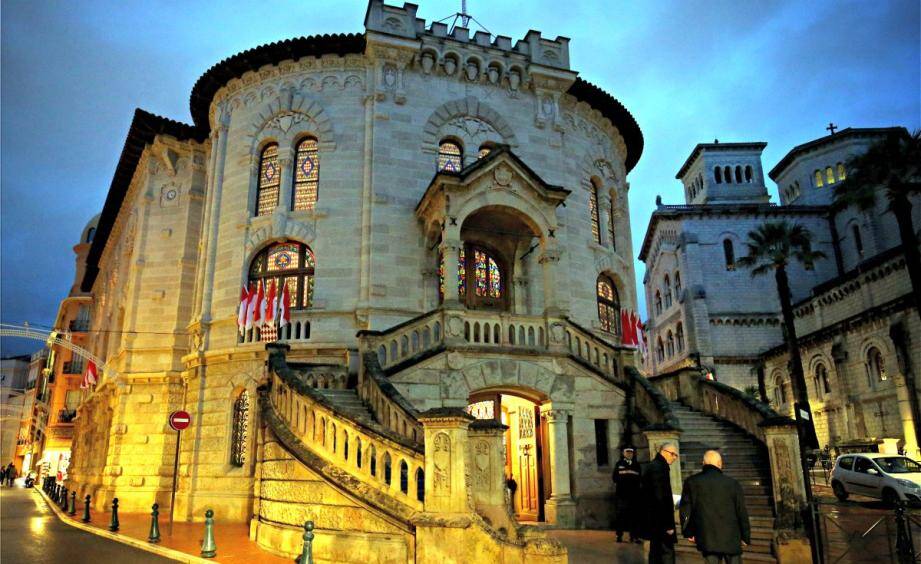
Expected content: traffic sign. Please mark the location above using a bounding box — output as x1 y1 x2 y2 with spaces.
169 410 191 431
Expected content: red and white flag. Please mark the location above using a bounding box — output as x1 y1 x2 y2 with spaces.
80 361 98 389
263 280 277 327
237 285 250 335
635 317 647 356
279 282 291 327
620 309 629 346
629 311 639 347
244 282 257 330
252 281 264 328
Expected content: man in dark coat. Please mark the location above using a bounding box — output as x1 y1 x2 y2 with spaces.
612 446 642 542
641 443 680 564
679 450 751 564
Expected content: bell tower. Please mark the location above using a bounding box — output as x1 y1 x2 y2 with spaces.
675 141 769 205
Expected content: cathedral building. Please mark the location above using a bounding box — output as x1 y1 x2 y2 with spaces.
640 127 921 455
64 2 649 560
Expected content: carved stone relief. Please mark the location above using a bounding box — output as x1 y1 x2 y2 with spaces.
433 432 452 494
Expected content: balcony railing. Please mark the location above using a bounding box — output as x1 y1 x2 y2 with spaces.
239 312 311 345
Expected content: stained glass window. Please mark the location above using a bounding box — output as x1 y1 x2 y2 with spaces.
257 144 280 216
438 141 463 172
438 251 445 302
596 275 620 334
477 145 492 159
472 250 501 298
590 181 602 244
230 390 249 467
249 241 315 310
458 247 466 297
292 137 319 211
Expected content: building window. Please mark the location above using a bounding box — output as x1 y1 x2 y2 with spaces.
666 331 675 357
609 196 616 251
723 239 736 271
249 241 315 309
590 180 602 245
416 468 425 501
477 144 492 159
814 170 824 188
745 165 753 183
866 347 887 387
773 374 787 407
735 165 743 184
597 275 620 334
663 275 672 308
674 272 682 297
826 166 835 185
230 390 250 467
814 363 830 397
656 338 665 362
292 137 319 211
86 227 96 243
458 246 503 304
714 166 722 184
837 163 846 181
384 452 392 484
438 140 463 172
256 143 280 216
852 224 864 256
400 460 409 494
654 291 662 315
676 323 684 353
724 166 732 184
594 419 609 467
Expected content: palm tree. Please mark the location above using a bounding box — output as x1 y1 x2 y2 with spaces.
834 128 921 320
738 222 825 449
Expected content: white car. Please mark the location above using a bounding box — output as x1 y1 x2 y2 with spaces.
831 453 921 506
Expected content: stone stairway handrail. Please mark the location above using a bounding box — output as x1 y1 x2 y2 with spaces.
360 351 425 443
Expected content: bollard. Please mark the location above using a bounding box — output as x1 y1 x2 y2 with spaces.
200 509 217 558
148 503 161 543
60 487 68 509
297 520 315 564
82 495 91 523
68 491 77 516
109 498 120 532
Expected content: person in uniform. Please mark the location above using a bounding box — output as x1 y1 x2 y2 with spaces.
612 446 642 542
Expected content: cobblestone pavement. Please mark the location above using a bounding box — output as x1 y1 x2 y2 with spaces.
0 484 174 563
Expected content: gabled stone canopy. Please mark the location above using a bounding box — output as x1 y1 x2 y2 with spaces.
415 146 571 242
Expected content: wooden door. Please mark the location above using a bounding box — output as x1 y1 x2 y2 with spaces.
537 407 551 521
516 405 540 520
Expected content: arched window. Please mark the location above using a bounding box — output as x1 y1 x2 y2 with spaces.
416 468 425 501
249 241 315 309
654 291 662 315
723 239 736 271
814 363 830 397
438 140 463 172
292 137 319 211
735 165 743 183
745 165 753 183
852 224 864 256
399 460 409 494
383 452 392 484
773 374 787 407
666 331 675 357
370 445 377 476
459 245 504 307
837 163 846 181
477 144 492 159
230 390 250 467
814 170 824 188
674 272 682 297
597 275 620 334
714 166 722 184
866 347 887 387
826 166 835 185
656 338 665 362
609 196 617 251
356 437 363 468
676 323 684 353
590 179 602 244
724 166 732 184
256 143 281 216
663 275 672 308
86 227 96 243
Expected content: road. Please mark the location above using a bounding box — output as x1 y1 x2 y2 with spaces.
0 484 175 563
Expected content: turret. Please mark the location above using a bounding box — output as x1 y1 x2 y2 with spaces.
676 141 769 205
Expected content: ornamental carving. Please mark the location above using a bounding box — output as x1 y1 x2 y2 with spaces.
433 432 451 493
519 407 534 438
473 440 490 490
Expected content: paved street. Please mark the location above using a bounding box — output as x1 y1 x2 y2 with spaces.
0 484 174 563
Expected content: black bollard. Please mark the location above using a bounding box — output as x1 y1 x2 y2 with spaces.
60 487 68 509
82 495 91 523
148 503 161 543
200 509 216 558
297 520 315 564
68 491 77 516
109 498 120 532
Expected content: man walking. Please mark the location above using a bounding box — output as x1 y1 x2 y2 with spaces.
679 450 750 564
642 443 680 564
612 446 642 543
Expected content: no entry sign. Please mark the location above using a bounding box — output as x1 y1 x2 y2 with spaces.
169 410 191 431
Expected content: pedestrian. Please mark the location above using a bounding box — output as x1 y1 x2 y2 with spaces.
0 465 7 486
679 450 750 564
6 464 16 487
612 446 642 543
641 443 680 564
506 474 518 515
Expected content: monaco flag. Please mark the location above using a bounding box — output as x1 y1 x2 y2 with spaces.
252 281 264 327
263 280 277 327
244 282 257 330
279 282 291 327
80 360 98 389
237 285 250 335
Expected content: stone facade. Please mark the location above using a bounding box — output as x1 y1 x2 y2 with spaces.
62 1 644 558
640 127 921 455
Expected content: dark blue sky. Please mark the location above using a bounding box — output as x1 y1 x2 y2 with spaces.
2 0 918 355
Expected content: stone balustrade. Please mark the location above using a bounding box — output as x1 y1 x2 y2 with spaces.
360 351 424 444
239 312 311 344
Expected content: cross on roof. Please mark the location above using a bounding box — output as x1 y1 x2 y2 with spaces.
826 122 838 135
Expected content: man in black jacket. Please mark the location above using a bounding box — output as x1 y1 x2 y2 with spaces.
612 446 642 542
679 450 751 564
641 443 680 564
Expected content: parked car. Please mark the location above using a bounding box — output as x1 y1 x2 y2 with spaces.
831 453 921 506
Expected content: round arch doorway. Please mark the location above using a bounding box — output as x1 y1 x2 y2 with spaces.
467 390 550 522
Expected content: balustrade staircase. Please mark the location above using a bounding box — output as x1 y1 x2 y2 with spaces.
315 388 376 422
669 401 777 563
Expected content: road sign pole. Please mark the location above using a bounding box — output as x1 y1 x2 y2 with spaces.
169 428 180 530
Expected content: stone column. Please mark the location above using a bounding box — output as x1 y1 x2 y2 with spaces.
418 408 474 515
467 419 514 531
277 148 294 212
440 238 462 310
198 105 231 326
539 243 563 317
540 406 576 527
761 420 806 530
645 429 683 496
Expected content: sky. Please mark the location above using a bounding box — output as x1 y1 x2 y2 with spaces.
1 0 919 356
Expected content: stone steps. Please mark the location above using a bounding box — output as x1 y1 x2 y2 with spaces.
316 389 376 423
